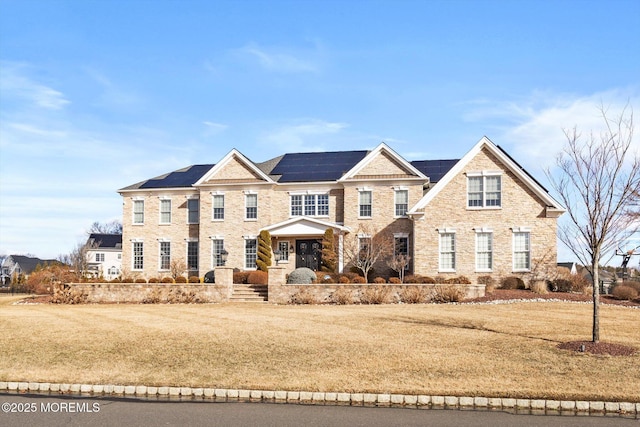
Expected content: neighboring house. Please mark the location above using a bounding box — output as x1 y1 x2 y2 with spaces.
0 255 58 285
557 262 578 275
118 137 565 282
85 233 123 281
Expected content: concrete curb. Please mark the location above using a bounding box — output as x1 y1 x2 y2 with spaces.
0 381 637 417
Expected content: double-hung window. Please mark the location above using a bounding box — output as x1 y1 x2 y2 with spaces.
160 199 172 224
245 193 258 220
212 239 225 267
468 172 501 208
394 189 408 217
358 190 372 218
95 253 105 262
132 241 144 270
475 231 493 271
513 229 531 271
187 241 198 271
278 241 290 262
244 238 257 269
133 200 144 224
187 198 199 224
212 194 224 220
159 241 171 270
290 193 329 217
438 230 456 271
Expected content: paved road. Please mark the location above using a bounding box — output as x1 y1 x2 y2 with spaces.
1 394 637 427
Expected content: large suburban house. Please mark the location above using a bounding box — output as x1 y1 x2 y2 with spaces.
118 137 565 282
84 233 123 281
1 255 59 285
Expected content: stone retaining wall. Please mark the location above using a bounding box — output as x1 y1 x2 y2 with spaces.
60 283 229 304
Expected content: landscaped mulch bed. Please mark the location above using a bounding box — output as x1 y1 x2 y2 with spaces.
467 288 640 307
557 340 637 356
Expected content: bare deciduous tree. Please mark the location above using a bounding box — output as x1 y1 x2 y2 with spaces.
88 220 123 235
344 225 393 281
170 259 187 280
546 105 639 343
387 254 411 283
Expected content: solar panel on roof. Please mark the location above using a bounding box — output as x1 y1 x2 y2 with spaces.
140 164 213 189
410 160 458 182
271 150 368 182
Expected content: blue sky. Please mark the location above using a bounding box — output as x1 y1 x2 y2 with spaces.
1 0 639 261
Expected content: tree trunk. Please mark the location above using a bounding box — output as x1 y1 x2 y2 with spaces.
592 261 600 343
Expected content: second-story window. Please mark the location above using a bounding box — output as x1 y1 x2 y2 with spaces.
187 199 199 224
160 199 172 224
245 193 258 220
395 189 408 217
133 200 144 224
468 173 502 208
290 194 329 217
213 194 224 220
359 190 372 218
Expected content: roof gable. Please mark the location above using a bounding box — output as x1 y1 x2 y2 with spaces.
408 136 565 214
339 143 428 181
262 217 351 236
194 149 275 186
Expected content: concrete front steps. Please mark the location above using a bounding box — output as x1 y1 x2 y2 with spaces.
230 284 268 302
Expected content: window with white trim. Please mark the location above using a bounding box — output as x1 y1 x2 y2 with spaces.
359 190 372 218
513 230 531 271
468 173 502 208
245 193 257 220
244 238 257 269
212 239 225 267
187 199 199 224
475 232 493 271
160 199 172 224
394 189 408 217
278 241 290 262
290 194 329 217
159 241 171 270
394 234 410 271
132 242 144 270
187 241 198 271
133 200 144 224
95 253 105 262
439 231 456 271
212 194 224 220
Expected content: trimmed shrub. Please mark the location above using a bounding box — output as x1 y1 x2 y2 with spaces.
256 230 272 272
121 277 134 283
290 288 319 304
360 285 392 304
530 280 548 294
434 276 448 284
403 275 420 284
338 275 351 284
351 276 366 284
188 276 200 283
432 285 466 303
500 276 526 290
160 277 174 284
321 228 338 273
330 287 354 305
248 270 268 285
135 278 147 284
109 278 122 283
398 286 430 304
373 277 386 284
453 275 471 284
287 268 317 284
148 277 159 283
477 275 496 292
388 277 401 284
175 276 188 283
612 285 639 301
233 271 250 284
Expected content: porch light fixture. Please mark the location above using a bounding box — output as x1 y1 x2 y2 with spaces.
220 249 229 266
274 249 282 265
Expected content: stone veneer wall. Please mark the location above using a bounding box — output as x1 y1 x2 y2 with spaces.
62 283 230 304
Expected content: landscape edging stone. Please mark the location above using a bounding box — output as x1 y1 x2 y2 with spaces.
0 381 636 417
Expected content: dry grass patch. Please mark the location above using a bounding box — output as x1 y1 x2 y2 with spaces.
0 296 638 401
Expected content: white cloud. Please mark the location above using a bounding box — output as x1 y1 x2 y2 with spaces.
0 62 70 110
463 88 640 172
263 119 349 152
238 43 320 73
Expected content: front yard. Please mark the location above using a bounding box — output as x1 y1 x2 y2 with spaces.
0 295 638 401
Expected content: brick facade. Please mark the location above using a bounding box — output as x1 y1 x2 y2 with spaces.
119 140 563 283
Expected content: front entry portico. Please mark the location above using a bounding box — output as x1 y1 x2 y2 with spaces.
261 217 351 273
